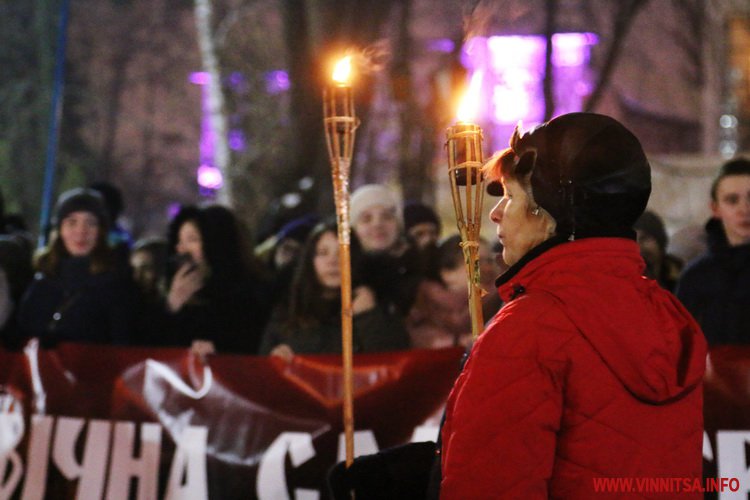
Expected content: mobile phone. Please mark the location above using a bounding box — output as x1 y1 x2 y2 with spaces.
171 253 197 272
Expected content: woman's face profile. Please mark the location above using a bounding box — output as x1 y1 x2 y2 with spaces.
489 177 554 267
313 231 341 289
176 220 205 265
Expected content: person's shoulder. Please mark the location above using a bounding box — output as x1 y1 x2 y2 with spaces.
480 290 575 357
679 252 716 281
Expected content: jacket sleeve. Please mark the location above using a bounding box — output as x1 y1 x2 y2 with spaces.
440 296 568 499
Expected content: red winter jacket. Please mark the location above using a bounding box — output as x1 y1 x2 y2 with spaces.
440 238 706 499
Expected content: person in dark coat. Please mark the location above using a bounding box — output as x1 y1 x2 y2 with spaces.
260 221 409 358
634 210 683 292
16 188 136 346
257 213 320 310
676 158 750 344
403 201 441 252
164 204 270 354
350 185 425 319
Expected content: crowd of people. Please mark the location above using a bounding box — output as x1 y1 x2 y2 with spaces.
0 153 749 356
0 180 507 355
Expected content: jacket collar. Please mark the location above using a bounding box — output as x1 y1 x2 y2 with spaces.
496 237 641 303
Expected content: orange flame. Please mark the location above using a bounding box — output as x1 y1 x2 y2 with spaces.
456 71 483 122
332 56 352 84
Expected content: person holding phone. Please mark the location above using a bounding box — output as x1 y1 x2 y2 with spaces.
164 205 270 353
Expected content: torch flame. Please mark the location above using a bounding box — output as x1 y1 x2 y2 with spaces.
456 71 483 123
332 56 352 84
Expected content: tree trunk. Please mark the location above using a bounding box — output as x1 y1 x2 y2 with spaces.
584 0 649 112
194 0 231 205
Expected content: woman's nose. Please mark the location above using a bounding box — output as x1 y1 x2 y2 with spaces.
490 200 503 223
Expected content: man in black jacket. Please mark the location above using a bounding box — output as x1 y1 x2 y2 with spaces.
676 158 750 344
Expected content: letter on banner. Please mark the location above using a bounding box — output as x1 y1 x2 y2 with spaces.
0 407 25 498
717 431 750 499
20 415 54 500
53 418 111 499
257 432 317 500
0 450 21 498
107 422 162 500
704 431 713 461
337 431 379 463
164 426 208 500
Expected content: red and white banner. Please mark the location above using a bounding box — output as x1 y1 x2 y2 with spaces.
1 343 749 499
703 346 750 497
0 342 463 499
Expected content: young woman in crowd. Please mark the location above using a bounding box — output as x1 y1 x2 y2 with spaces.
165 204 270 354
260 221 409 358
350 184 425 319
16 188 136 345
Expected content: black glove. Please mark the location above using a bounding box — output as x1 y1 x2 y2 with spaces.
327 441 438 500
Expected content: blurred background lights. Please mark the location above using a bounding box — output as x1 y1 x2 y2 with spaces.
197 164 223 190
265 70 290 94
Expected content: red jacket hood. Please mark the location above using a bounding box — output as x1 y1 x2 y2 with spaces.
497 238 707 403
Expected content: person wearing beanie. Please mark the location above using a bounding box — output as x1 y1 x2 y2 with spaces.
349 184 425 320
89 181 134 258
272 213 320 271
634 210 683 292
403 201 441 251
16 187 136 346
676 157 750 344
329 114 707 498
257 213 320 312
350 184 404 254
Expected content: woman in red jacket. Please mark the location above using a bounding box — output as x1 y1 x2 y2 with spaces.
440 113 707 498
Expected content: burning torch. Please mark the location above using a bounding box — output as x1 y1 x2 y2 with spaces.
445 85 486 339
323 55 358 466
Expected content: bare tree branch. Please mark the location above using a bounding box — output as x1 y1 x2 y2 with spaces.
584 0 650 112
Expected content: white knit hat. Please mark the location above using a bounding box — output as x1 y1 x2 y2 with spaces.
350 184 402 225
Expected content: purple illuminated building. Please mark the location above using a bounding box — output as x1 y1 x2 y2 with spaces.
462 33 598 152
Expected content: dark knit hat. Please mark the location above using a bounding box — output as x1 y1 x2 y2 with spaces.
276 214 320 243
403 201 441 232
53 188 109 229
494 113 651 239
634 210 668 251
